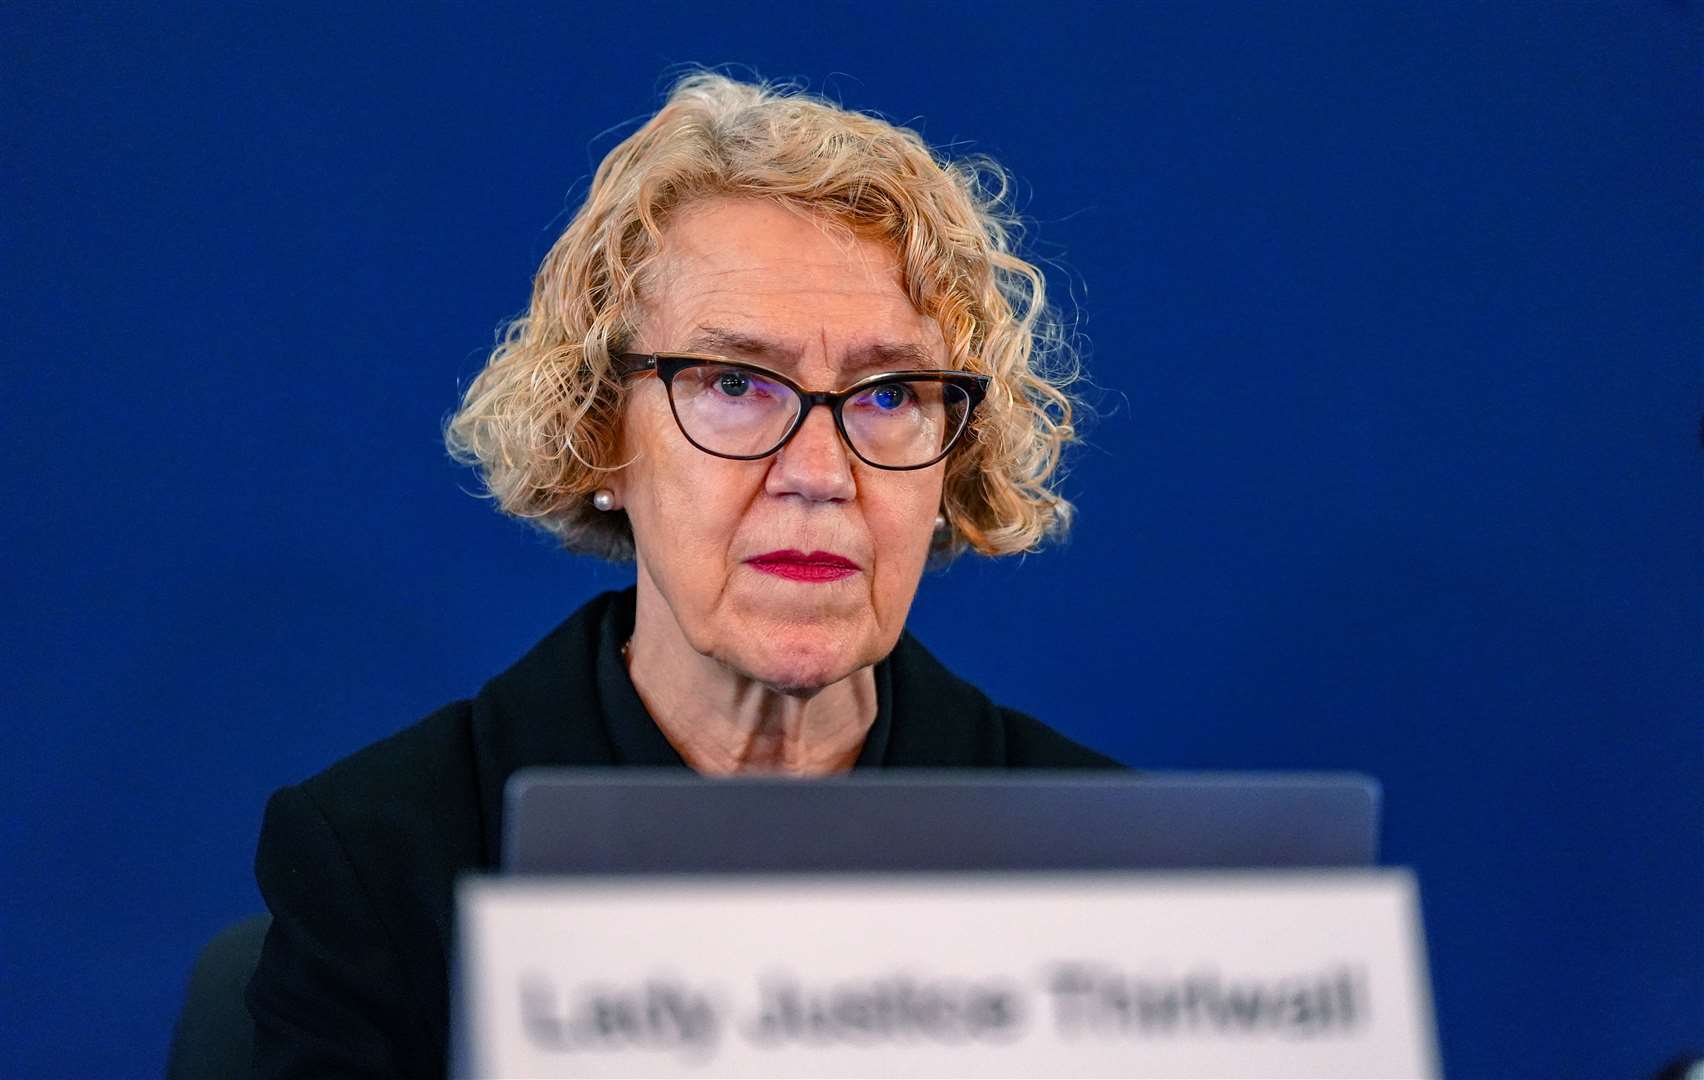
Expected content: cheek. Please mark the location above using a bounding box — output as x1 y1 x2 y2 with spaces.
621 402 758 564
868 474 943 582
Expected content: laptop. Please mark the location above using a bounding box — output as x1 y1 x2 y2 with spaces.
501 769 1381 874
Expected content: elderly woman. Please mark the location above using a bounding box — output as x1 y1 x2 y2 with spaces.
247 73 1118 1078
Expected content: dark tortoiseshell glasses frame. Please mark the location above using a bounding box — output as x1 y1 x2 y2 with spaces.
612 352 990 471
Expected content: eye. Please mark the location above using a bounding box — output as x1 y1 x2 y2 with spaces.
866 383 913 411
715 369 752 397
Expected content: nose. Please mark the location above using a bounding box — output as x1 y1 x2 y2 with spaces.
766 403 856 503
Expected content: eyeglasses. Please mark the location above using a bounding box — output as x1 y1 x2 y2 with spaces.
613 352 990 471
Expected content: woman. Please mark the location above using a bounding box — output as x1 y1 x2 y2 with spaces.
247 72 1119 1078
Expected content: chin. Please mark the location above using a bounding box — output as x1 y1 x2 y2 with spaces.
723 621 872 695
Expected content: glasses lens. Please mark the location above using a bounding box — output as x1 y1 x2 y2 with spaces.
842 378 971 468
667 363 801 457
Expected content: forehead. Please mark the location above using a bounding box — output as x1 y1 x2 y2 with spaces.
639 197 944 368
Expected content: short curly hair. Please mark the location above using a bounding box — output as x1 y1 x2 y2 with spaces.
445 71 1081 561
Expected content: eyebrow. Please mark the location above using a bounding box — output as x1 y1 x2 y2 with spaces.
848 339 939 371
680 325 941 377
681 326 799 364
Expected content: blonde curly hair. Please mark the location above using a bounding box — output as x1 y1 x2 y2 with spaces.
445 72 1081 561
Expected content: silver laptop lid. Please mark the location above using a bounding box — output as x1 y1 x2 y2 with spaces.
501 770 1380 874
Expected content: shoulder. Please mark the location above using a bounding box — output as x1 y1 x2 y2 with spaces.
250 701 481 1077
996 705 1125 769
253 699 486 984
884 631 1124 769
270 586 634 868
247 587 629 1076
287 698 486 869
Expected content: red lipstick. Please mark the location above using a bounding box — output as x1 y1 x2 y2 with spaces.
746 549 861 583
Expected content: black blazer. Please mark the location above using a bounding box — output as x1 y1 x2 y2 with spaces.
246 588 1119 1079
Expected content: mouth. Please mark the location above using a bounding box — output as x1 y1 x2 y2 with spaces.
744 549 862 583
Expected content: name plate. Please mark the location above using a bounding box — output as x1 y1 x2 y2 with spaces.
455 870 1437 1078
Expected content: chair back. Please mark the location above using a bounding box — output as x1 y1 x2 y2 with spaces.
165 913 271 1080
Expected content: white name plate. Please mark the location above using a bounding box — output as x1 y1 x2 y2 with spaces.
455 870 1438 1079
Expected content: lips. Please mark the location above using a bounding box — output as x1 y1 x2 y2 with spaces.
745 549 861 583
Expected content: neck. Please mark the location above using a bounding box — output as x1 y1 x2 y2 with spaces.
624 573 877 776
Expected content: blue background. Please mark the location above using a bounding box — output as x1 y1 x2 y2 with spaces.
5 3 1700 1077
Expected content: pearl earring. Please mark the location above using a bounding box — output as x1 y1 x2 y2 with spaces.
591 489 617 512
934 513 948 532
